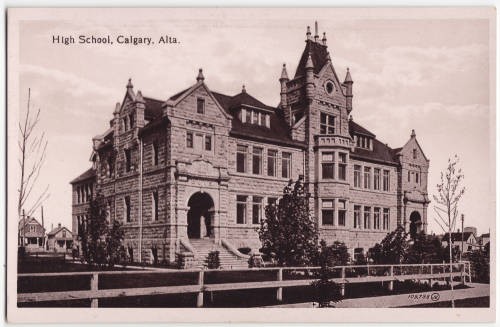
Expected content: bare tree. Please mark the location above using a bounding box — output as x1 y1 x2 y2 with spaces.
18 89 49 218
433 155 465 308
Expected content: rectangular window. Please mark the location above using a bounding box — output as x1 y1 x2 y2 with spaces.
383 170 390 191
197 98 205 114
374 207 381 230
186 132 193 148
153 142 159 166
125 149 131 172
374 168 381 190
258 112 263 126
267 197 278 206
321 200 334 225
124 196 131 222
106 201 111 223
282 152 292 178
413 149 417 159
338 200 346 226
129 113 135 129
152 192 158 221
246 110 251 124
408 171 411 182
320 112 335 134
416 172 419 184
364 167 371 189
252 147 263 174
205 135 212 151
252 196 263 224
383 208 390 230
252 111 259 124
265 114 270 128
107 157 113 177
354 165 361 187
241 109 247 123
236 145 247 173
321 152 335 179
338 153 347 181
123 117 128 132
267 150 277 177
364 206 371 229
236 195 247 224
354 205 361 229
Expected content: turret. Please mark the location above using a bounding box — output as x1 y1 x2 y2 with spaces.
314 21 319 43
344 67 353 113
305 52 315 100
134 90 146 129
279 63 289 108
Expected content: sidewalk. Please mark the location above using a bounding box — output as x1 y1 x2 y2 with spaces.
268 283 490 308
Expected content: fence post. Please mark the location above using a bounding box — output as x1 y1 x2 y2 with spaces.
276 268 283 302
429 264 433 286
388 266 394 291
340 267 346 297
90 273 98 308
197 270 204 308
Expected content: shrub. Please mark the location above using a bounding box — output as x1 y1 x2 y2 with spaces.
205 250 221 269
248 253 264 268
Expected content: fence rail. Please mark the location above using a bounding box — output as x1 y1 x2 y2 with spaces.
18 262 471 307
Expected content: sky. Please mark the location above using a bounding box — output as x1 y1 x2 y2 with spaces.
14 9 493 235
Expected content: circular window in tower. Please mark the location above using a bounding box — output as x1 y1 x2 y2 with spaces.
325 81 335 94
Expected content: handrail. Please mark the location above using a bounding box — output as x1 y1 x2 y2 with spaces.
18 262 469 277
220 239 250 259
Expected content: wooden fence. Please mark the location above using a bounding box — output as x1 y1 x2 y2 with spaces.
18 262 471 307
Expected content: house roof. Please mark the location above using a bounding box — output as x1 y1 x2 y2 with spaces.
348 120 398 165
443 232 475 242
70 167 96 184
18 217 44 230
47 226 73 238
294 40 329 78
480 233 490 238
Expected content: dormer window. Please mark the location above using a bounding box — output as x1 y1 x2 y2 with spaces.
356 135 372 150
240 108 271 128
320 112 335 134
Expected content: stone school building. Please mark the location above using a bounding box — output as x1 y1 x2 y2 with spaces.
71 23 430 266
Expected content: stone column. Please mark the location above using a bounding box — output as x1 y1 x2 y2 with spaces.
176 206 189 239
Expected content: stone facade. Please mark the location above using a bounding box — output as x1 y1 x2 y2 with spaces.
71 23 430 264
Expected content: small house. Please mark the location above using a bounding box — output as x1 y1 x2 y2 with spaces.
18 217 46 252
47 223 73 253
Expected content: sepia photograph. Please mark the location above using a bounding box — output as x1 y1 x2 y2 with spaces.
6 7 496 323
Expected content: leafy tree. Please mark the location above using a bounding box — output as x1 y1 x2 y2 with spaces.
311 240 342 307
369 226 408 264
468 245 489 283
79 192 124 268
205 250 221 269
317 240 349 267
405 232 447 264
258 178 319 266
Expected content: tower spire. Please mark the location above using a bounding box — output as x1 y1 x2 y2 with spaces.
306 26 312 41
322 32 327 46
280 63 289 80
305 52 314 69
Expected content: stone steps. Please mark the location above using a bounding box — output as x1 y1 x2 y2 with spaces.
189 239 248 269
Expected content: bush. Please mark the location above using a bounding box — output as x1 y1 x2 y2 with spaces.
205 251 221 269
311 240 342 307
248 253 264 268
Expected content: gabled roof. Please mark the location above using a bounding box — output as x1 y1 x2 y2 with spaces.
294 40 329 78
227 91 275 112
18 217 44 230
70 168 96 184
47 226 72 238
443 232 475 242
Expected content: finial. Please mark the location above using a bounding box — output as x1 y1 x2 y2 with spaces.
305 52 314 69
306 26 312 41
196 68 205 82
344 67 353 83
314 21 319 42
280 63 289 80
322 32 327 46
135 90 145 103
349 115 353 122
126 78 133 89
411 129 416 138
242 84 246 93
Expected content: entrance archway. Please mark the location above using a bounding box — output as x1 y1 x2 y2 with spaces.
187 192 215 239
409 211 422 239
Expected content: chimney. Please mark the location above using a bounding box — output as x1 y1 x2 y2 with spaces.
314 21 319 42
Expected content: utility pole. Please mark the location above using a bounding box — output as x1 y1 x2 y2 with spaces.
41 206 45 250
460 214 464 262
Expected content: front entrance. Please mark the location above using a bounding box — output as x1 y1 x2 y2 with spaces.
409 211 422 239
187 192 215 239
